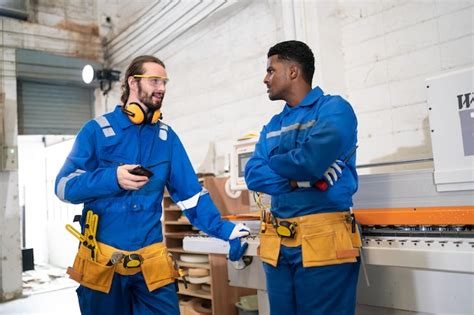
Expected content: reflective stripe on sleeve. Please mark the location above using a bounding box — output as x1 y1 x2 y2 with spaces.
94 116 115 137
103 127 116 137
159 122 168 140
56 169 86 202
266 120 316 139
94 116 110 128
177 188 208 211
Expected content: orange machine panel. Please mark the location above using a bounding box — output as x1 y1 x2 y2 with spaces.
353 206 474 225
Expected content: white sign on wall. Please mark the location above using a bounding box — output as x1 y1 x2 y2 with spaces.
426 67 474 192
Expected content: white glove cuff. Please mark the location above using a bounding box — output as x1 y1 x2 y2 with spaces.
228 223 250 240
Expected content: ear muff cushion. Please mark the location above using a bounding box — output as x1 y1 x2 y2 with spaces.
127 103 145 124
151 110 161 124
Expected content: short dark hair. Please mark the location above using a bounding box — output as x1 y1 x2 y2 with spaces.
267 40 315 85
120 55 165 104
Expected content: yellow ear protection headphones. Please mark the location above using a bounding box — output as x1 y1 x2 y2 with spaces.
122 103 162 125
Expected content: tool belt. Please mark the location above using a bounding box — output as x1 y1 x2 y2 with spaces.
258 211 362 267
67 241 179 294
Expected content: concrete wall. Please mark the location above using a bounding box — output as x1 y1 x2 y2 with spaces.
159 0 472 175
101 0 474 176
161 0 284 173
340 0 473 172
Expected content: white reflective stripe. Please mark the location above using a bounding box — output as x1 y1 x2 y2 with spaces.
266 130 280 139
56 169 86 202
94 116 116 137
103 127 116 137
160 122 169 130
159 129 167 141
300 120 316 129
296 181 311 188
266 120 316 139
159 122 168 140
94 116 110 128
177 189 208 211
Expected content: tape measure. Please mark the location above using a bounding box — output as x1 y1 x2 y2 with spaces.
123 254 143 268
275 220 297 238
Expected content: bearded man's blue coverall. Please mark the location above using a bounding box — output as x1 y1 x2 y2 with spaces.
245 87 360 315
55 106 236 315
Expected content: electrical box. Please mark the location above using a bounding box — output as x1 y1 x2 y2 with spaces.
1 146 18 171
230 137 258 191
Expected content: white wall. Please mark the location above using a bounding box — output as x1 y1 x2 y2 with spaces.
101 0 474 176
44 137 83 268
163 0 472 174
161 0 284 173
339 0 474 172
18 136 81 268
18 136 48 264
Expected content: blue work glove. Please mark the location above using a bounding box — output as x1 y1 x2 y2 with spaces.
322 159 345 186
229 238 249 262
228 223 250 262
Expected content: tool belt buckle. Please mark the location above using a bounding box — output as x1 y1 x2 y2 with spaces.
123 253 143 268
276 220 297 238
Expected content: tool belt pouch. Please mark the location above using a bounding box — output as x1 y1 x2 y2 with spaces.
258 226 281 267
67 244 115 294
301 221 360 268
346 221 363 248
141 252 176 292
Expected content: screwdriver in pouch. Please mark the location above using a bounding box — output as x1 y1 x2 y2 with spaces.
314 145 358 191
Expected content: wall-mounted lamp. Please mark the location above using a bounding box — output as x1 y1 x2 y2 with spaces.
82 64 121 95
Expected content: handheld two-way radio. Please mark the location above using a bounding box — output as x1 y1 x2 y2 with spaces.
127 161 170 178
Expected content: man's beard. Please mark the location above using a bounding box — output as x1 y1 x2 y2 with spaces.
138 83 163 111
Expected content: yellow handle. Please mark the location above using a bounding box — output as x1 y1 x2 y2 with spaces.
65 224 85 242
91 213 100 257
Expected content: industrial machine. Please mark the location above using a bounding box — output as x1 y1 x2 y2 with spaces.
353 169 473 314
183 67 474 315
230 136 258 191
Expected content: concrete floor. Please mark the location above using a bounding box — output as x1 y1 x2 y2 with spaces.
0 264 80 315
0 287 80 315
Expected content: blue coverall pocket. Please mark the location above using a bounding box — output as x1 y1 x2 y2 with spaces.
144 162 169 192
98 141 131 165
99 154 130 167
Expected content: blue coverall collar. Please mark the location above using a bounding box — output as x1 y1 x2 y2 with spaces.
114 105 136 129
283 86 324 113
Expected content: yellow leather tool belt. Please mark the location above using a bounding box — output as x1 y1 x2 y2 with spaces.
67 241 178 294
258 212 362 267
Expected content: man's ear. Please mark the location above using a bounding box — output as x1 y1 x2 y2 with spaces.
289 64 299 80
128 76 137 90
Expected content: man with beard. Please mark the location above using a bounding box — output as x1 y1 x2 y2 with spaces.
55 55 250 315
245 41 360 314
